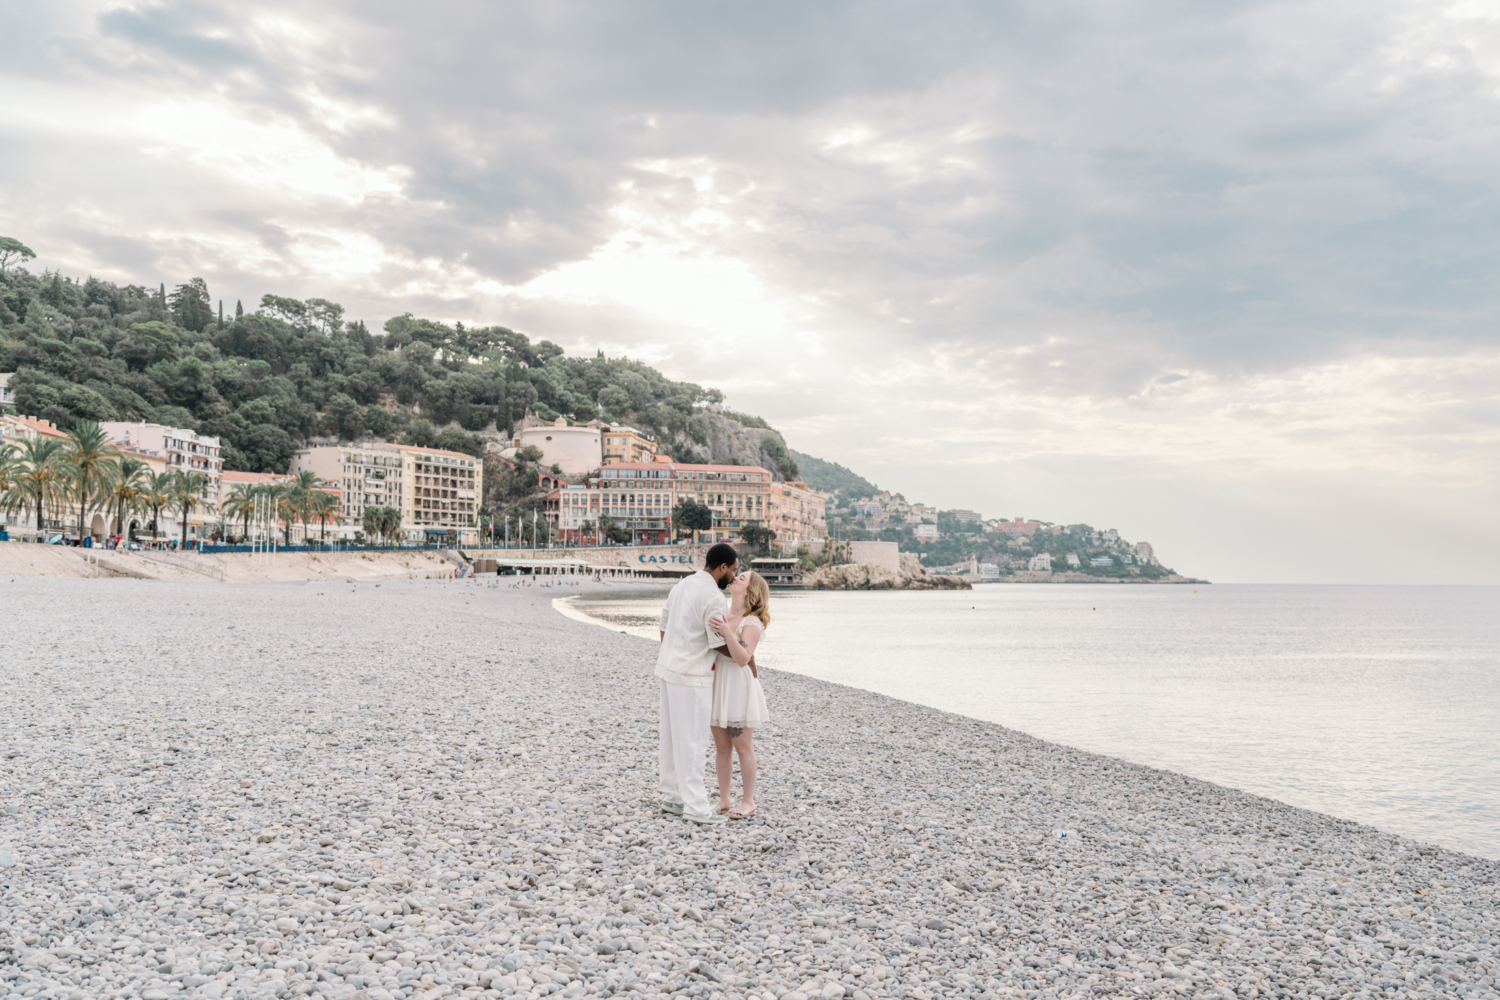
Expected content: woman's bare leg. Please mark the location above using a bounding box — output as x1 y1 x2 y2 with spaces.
710 726 733 812
731 729 756 811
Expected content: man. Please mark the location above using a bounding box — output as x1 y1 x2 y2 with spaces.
655 542 739 825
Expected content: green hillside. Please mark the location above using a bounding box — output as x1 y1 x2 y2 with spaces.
0 264 733 477
788 449 880 498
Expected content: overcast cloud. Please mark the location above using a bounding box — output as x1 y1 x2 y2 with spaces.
3 0 1499 582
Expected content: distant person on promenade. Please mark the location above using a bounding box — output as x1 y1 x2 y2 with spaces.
655 542 739 826
710 570 771 820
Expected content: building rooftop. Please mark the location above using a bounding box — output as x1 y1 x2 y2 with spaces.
393 444 481 461
600 461 772 476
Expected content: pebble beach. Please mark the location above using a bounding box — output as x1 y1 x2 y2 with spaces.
1 577 1496 1000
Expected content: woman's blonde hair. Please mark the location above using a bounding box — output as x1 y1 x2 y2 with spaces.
743 571 771 628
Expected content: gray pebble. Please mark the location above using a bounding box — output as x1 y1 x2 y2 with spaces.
0 576 1495 1000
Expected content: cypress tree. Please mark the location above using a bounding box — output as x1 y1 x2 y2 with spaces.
218 299 224 328
235 299 243 319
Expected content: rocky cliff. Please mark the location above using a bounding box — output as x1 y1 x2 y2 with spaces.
806 552 972 591
665 411 800 480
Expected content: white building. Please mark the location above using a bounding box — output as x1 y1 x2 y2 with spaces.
291 442 406 532
1135 541 1157 565
1028 552 1053 572
100 421 223 542
913 522 939 541
948 508 983 523
513 417 602 476
0 372 13 410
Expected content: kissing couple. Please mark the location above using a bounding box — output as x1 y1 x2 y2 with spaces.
655 542 773 825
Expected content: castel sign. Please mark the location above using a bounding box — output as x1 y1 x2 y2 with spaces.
637 553 695 566
469 543 705 573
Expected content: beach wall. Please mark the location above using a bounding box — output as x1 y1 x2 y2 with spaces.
467 544 707 573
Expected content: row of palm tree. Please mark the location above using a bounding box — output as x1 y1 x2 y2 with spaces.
360 504 404 545
219 470 341 546
0 420 209 547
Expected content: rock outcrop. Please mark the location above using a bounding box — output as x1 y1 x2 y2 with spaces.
806 552 971 590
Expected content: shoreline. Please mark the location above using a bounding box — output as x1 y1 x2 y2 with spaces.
1 578 1495 1000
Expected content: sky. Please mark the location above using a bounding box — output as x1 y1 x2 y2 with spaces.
3 1 1499 583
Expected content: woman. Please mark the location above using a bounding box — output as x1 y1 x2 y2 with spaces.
710 570 771 819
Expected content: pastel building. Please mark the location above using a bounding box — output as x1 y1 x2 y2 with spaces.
292 442 482 544
398 444 482 545
547 460 772 545
768 479 828 551
100 421 223 543
600 425 657 466
291 443 406 528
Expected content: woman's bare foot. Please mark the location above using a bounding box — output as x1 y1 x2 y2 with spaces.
714 800 732 815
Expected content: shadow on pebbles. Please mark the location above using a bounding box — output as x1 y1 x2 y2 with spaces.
0 577 1496 1000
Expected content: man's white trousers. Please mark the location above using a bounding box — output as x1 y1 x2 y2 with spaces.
658 678 712 819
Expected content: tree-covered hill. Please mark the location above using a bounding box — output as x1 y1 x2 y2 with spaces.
0 261 782 476
788 449 880 497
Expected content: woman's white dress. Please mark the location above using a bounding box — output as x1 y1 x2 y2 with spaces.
711 617 770 730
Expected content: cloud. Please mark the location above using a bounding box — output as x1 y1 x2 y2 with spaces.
3 0 1500 579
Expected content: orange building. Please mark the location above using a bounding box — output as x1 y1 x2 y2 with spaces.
768 479 829 551
547 460 773 545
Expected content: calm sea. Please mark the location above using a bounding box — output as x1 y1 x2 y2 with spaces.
562 584 1500 860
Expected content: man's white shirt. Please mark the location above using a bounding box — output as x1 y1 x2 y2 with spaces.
655 570 726 688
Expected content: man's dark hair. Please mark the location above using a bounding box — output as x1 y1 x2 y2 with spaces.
705 542 738 571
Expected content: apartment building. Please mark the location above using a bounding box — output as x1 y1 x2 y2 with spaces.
0 413 66 446
221 469 344 540
0 372 13 409
291 442 481 543
768 479 828 551
551 460 771 545
291 443 406 527
601 425 658 465
399 444 483 545
99 421 223 542
100 422 224 507
988 518 1042 537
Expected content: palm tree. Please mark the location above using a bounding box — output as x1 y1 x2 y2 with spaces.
0 442 17 526
312 488 338 543
6 437 67 540
221 482 258 542
105 457 149 541
381 506 403 545
63 420 120 542
288 469 321 543
140 470 173 543
361 504 381 544
166 470 208 549
264 484 298 546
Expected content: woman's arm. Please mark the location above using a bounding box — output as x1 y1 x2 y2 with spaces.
721 620 761 668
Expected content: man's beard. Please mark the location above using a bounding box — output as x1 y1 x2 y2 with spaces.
717 572 732 590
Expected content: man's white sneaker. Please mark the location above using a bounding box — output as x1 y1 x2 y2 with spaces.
684 811 728 825
661 800 684 815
